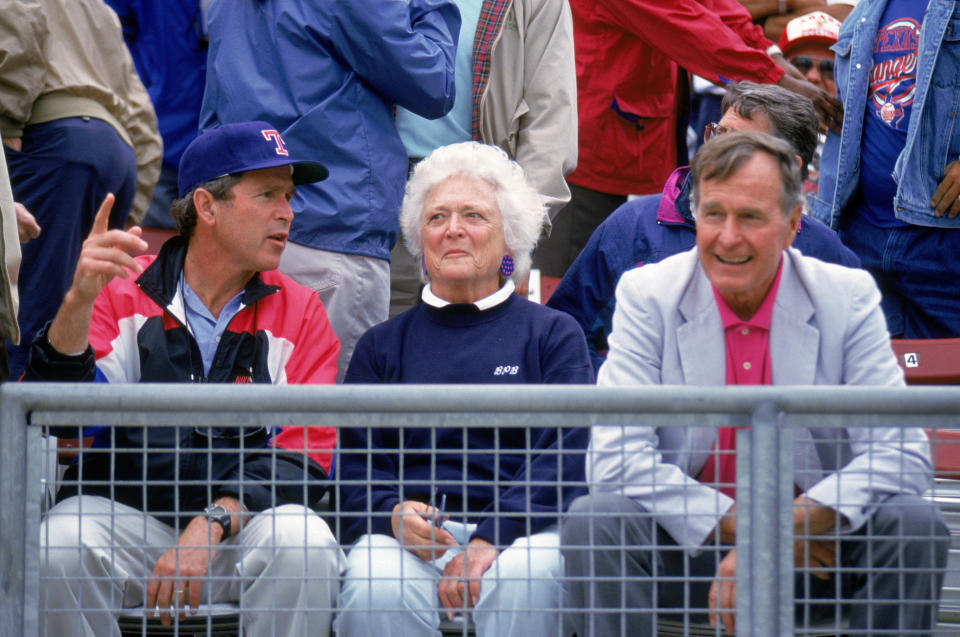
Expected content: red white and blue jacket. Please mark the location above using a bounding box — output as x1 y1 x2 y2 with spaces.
25 236 338 522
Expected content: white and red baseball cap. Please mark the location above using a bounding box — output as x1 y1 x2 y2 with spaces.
777 11 842 57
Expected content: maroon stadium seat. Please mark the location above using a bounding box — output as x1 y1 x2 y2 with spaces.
890 338 960 385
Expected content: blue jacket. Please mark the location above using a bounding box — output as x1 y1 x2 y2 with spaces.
105 0 207 170
200 0 459 260
547 167 862 375
811 0 960 229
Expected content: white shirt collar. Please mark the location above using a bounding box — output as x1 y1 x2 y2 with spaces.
421 279 516 311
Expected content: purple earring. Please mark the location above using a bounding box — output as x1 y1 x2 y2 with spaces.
421 255 428 277
500 254 515 277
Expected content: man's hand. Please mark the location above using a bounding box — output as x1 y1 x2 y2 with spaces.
931 160 960 218
2 137 21 153
14 202 40 243
145 515 222 626
46 193 147 355
771 52 806 81
438 538 499 619
706 541 833 634
708 497 838 632
391 500 457 561
145 496 245 626
69 194 146 305
709 549 738 634
793 496 839 581
777 73 843 135
795 538 836 580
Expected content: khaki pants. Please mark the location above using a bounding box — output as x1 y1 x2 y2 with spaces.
39 495 345 637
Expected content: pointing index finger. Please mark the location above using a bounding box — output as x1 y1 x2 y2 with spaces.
92 193 115 236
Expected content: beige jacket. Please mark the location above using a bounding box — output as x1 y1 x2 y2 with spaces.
0 145 20 345
477 0 578 221
0 0 162 223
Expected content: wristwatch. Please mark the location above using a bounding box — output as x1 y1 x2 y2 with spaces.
203 504 232 538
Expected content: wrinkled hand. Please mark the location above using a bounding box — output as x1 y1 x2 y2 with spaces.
70 193 147 306
709 549 737 634
146 517 222 627
14 202 40 243
778 73 843 135
391 500 457 561
438 539 499 619
931 160 960 218
2 137 21 153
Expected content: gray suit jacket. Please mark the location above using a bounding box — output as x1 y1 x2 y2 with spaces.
591 247 932 549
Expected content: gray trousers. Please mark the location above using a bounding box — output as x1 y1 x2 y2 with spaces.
39 495 345 637
388 241 423 318
279 241 389 382
561 492 949 637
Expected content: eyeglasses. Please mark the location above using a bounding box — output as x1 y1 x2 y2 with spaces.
704 122 730 142
789 56 834 79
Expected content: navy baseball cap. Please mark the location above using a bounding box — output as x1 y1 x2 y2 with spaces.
177 121 328 198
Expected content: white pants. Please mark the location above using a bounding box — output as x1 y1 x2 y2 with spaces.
279 242 389 382
335 522 565 637
39 496 345 637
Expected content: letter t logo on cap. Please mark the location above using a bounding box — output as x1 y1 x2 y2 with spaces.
261 129 289 156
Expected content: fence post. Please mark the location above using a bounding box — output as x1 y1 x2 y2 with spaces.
737 400 794 636
0 386 28 635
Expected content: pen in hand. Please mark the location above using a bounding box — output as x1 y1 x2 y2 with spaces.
433 493 447 528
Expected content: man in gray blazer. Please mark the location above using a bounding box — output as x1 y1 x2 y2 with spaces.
561 131 948 636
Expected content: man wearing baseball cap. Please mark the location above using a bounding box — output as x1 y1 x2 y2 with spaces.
24 122 345 637
777 10 841 95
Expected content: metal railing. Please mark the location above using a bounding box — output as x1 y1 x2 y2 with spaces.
1 382 959 636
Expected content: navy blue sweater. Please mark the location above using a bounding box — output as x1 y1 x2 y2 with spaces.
339 294 593 546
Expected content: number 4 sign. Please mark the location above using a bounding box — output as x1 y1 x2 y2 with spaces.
903 352 919 368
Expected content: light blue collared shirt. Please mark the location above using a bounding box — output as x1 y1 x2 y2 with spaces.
180 272 245 377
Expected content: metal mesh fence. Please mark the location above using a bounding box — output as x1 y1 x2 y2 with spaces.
1 383 958 637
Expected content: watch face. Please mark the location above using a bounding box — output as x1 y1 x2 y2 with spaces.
205 505 231 536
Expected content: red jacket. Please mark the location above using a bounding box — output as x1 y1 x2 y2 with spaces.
567 0 785 196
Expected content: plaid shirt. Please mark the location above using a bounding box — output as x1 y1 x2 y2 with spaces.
471 0 512 140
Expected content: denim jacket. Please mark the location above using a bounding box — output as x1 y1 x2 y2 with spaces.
811 0 960 229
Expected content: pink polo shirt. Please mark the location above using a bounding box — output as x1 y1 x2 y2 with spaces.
698 258 784 498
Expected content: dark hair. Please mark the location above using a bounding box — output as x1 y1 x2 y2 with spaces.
691 131 803 217
170 174 244 238
721 81 818 180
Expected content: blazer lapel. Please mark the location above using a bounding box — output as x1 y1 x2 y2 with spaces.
677 263 726 386
771 251 819 385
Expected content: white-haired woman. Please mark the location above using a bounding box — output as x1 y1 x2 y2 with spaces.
336 142 592 637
